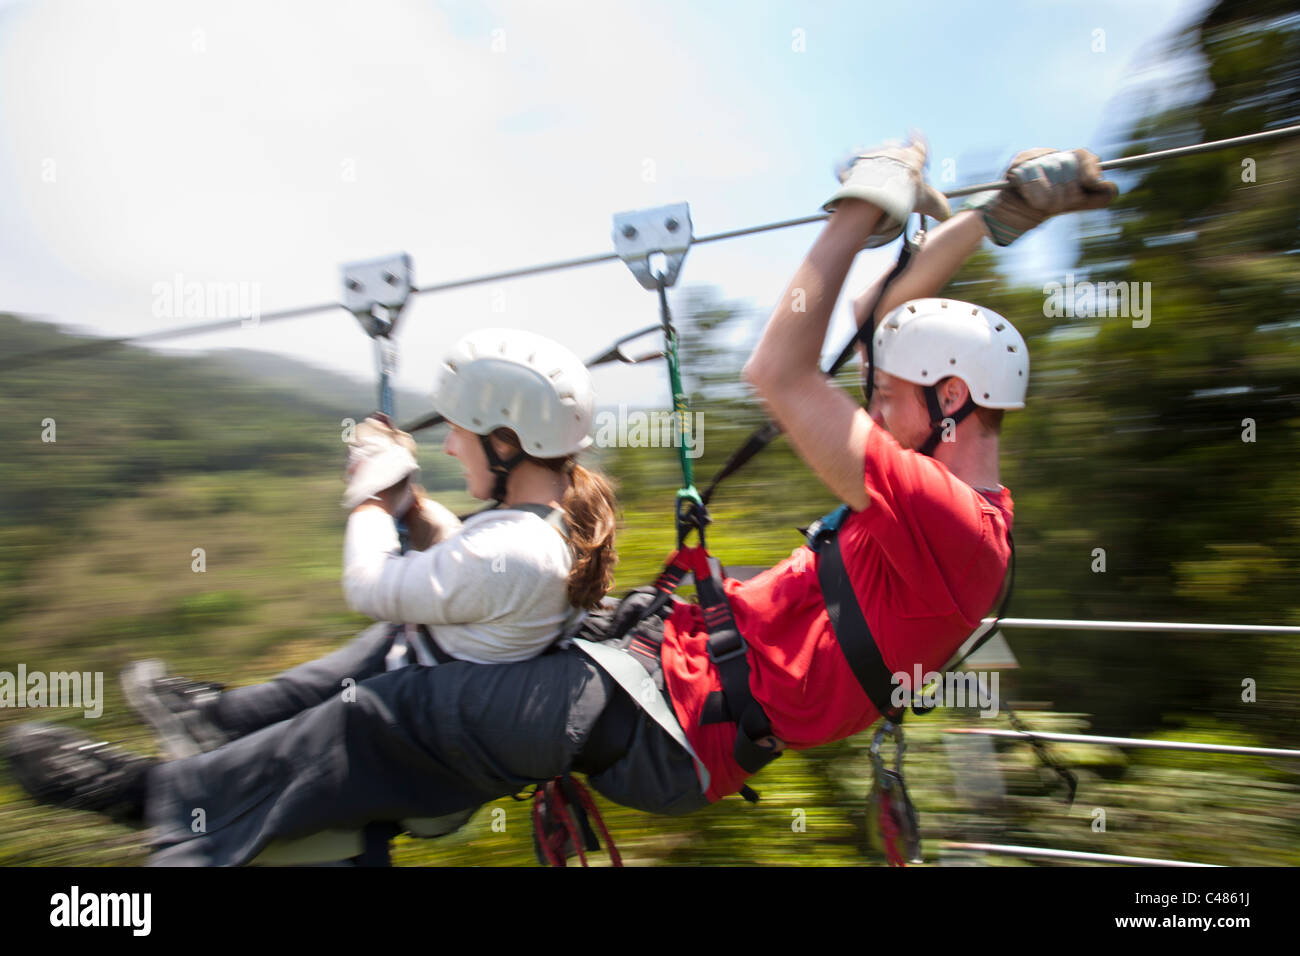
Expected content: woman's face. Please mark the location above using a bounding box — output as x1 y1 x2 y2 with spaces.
444 425 494 499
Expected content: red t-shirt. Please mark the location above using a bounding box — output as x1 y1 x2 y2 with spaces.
659 423 1014 802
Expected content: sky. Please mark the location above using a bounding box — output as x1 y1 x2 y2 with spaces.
0 0 1208 412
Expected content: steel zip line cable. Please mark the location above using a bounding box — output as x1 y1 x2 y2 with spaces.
3 123 1298 373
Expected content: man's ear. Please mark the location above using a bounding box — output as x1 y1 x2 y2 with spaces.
941 377 970 414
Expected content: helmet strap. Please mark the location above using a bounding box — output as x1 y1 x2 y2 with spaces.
478 433 527 502
918 387 978 457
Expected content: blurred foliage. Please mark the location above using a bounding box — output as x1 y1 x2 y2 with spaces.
2 0 1299 866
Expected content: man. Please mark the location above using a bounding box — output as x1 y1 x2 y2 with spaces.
3 138 1115 864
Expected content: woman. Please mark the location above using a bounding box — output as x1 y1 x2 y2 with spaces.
127 327 616 760
3 328 630 851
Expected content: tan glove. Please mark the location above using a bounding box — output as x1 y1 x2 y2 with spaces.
827 134 951 247
965 148 1118 246
342 414 420 511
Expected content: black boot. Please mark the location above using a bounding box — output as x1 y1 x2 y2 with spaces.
2 722 155 825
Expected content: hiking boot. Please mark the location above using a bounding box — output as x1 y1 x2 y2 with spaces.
121 660 230 760
2 721 154 824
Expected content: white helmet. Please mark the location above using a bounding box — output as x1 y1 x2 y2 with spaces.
872 298 1028 409
432 328 594 457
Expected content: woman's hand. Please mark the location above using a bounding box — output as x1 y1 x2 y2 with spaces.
342 415 420 512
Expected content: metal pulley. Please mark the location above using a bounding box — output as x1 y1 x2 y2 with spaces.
612 203 693 289
342 252 414 339
341 252 414 418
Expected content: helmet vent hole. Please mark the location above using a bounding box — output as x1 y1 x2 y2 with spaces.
949 358 956 365
940 301 948 308
445 360 456 372
500 408 510 416
1007 344 1017 352
921 370 928 377
549 369 564 381
472 417 482 427
907 304 916 313
534 441 542 450
995 323 1006 332
983 392 990 399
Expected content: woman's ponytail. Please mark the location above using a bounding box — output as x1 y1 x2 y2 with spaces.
560 461 618 609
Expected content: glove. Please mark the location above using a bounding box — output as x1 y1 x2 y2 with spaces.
965 148 1118 246
826 133 951 247
342 414 420 511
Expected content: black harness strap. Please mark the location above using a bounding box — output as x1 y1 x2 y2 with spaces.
507 502 570 540
701 239 916 508
809 490 1016 721
694 554 779 779
813 511 905 722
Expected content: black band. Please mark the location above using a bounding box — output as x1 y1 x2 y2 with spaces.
817 532 904 721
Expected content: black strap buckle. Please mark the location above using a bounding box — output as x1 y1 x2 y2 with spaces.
707 630 748 665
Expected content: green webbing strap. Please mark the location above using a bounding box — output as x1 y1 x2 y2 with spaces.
655 278 708 547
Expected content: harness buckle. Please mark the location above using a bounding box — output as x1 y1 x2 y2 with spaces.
707 630 748 665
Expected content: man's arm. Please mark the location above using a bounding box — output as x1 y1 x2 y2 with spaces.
743 199 883 512
859 209 991 324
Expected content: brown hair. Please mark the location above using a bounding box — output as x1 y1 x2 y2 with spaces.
491 428 618 610
973 406 1004 434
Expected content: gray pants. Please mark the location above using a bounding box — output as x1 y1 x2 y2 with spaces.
145 629 707 865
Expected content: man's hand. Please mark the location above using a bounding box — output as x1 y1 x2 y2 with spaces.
827 134 951 247
965 148 1118 246
342 414 420 512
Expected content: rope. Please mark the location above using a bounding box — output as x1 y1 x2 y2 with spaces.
570 777 623 868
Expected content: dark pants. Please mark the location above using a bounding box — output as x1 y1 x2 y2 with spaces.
146 637 707 865
209 622 396 739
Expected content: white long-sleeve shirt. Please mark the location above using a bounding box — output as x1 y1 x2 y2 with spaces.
343 506 582 664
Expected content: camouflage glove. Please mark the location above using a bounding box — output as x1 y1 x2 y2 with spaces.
965 148 1118 246
827 134 951 248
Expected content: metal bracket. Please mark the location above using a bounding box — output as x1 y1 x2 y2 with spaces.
612 203 692 290
342 253 414 338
